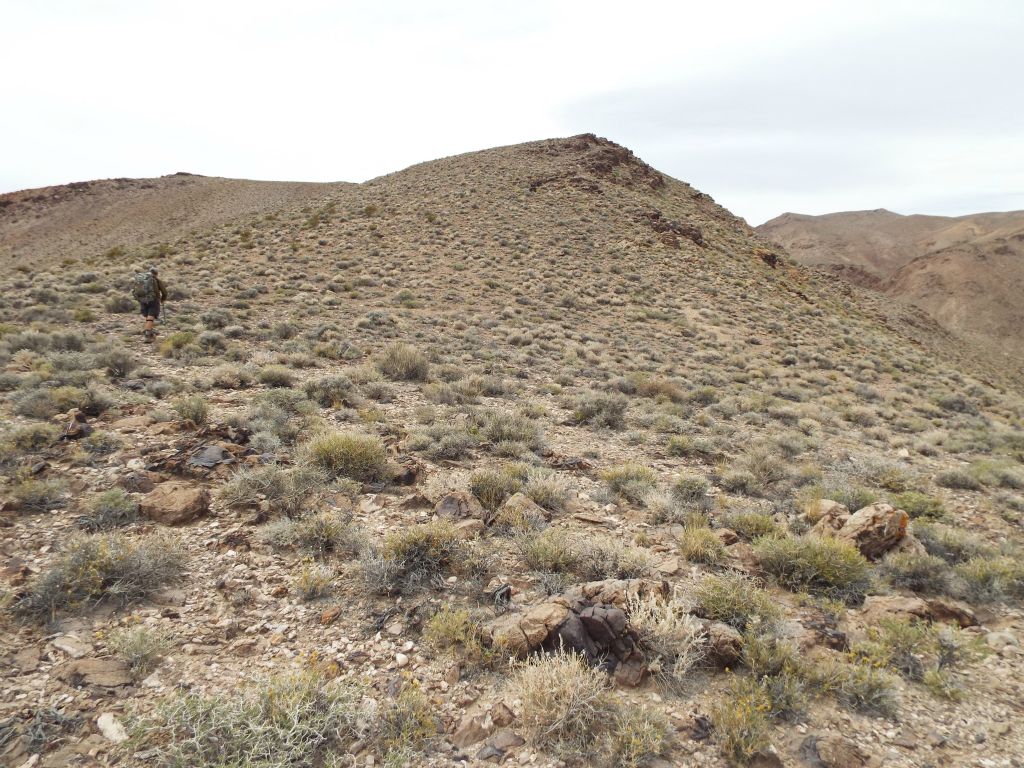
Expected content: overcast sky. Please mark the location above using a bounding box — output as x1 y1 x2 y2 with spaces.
2 1 1022 224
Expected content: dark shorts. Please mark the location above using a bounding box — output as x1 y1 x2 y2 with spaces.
140 301 161 319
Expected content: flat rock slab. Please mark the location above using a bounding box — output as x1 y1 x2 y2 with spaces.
58 658 132 688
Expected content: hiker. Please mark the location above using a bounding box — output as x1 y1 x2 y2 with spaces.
133 266 168 341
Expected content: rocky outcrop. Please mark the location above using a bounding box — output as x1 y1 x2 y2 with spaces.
812 502 908 559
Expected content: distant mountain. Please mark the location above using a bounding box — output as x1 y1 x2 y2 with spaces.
758 208 1024 361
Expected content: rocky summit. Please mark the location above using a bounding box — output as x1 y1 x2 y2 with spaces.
1 134 1023 767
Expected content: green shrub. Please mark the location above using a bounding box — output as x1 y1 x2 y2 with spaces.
159 331 197 358
303 432 389 482
11 478 67 512
377 342 430 381
303 375 353 407
17 533 185 620
523 469 570 512
694 573 781 632
95 348 138 379
755 535 871 602
724 510 782 540
671 473 710 507
812 657 899 716
104 295 136 313
935 468 982 491
172 394 208 425
606 705 670 768
470 466 523 511
677 524 726 564
914 521 993 564
711 677 771 764
7 423 59 451
422 606 491 665
601 464 657 504
108 626 170 677
218 464 327 516
516 528 651 583
295 561 334 600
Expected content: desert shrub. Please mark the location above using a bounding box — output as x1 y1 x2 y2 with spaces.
605 706 670 768
935 468 982 491
955 556 1024 603
893 491 945 520
16 533 185 619
200 308 232 329
377 342 430 381
677 524 726 564
258 365 295 388
812 657 899 716
158 331 197 358
523 469 570 512
79 430 123 458
104 295 136 313
799 481 878 513
711 677 771 764
719 469 758 496
303 431 389 482
469 466 523 511
666 434 720 460
172 394 208 425
95 348 138 379
671 473 710 509
724 510 782 540
209 364 254 390
7 422 59 450
218 464 328 516
133 669 368 767
627 592 705 690
422 605 491 665
570 391 628 429
516 528 651 582
376 685 439 756
303 374 353 408
755 535 871 602
601 464 657 504
476 409 544 451
11 478 67 512
295 561 334 600
259 510 364 559
108 626 170 677
510 651 616 761
406 423 478 460
853 618 983 698
79 488 139 531
880 552 952 594
694 573 781 632
914 521 993 564
12 385 89 419
361 520 468 594
361 380 395 402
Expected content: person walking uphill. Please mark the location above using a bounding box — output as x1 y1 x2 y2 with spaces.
133 266 168 342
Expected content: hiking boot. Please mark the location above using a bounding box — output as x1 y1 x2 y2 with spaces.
144 329 155 343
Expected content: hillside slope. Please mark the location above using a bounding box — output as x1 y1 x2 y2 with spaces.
2 135 1024 768
758 208 1024 364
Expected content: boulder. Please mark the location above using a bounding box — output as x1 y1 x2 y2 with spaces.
58 658 132 688
561 578 668 607
453 713 494 748
705 622 743 667
434 492 485 521
140 481 209 524
813 502 908 559
454 519 485 539
800 734 869 767
806 499 848 524
861 595 930 624
926 597 978 628
495 492 550 526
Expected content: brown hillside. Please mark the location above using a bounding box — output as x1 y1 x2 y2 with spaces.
2 135 1024 768
758 208 1024 368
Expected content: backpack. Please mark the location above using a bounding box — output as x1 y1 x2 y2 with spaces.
132 272 157 303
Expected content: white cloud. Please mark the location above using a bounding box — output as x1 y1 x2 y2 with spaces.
1 0 1021 223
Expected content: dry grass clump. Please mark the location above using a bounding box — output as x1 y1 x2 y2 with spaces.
913 521 993 564
132 669 369 767
218 464 328 516
406 422 478 460
710 676 771 764
723 510 782 540
676 524 726 564
955 555 1024 603
892 491 945 520
812 656 900 716
172 394 208 425
16 533 185 620
361 520 469 594
693 572 781 631
257 365 295 388
469 466 523 511
6 422 59 451
852 618 984 699
509 651 668 766
570 390 629 429
10 477 67 513
880 551 952 595
755 535 871 602
516 528 652 584
670 473 710 509
475 409 545 452
627 592 705 690
302 431 389 483
523 468 571 512
78 488 139 531
108 625 170 677
295 561 334 600
259 510 365 559
601 464 658 504
422 605 492 665
376 685 440 757
376 342 430 381
303 374 354 408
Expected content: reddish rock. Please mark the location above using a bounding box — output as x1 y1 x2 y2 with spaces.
806 499 848 524
814 502 908 559
861 595 930 624
140 481 209 524
926 597 978 628
434 492 485 521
